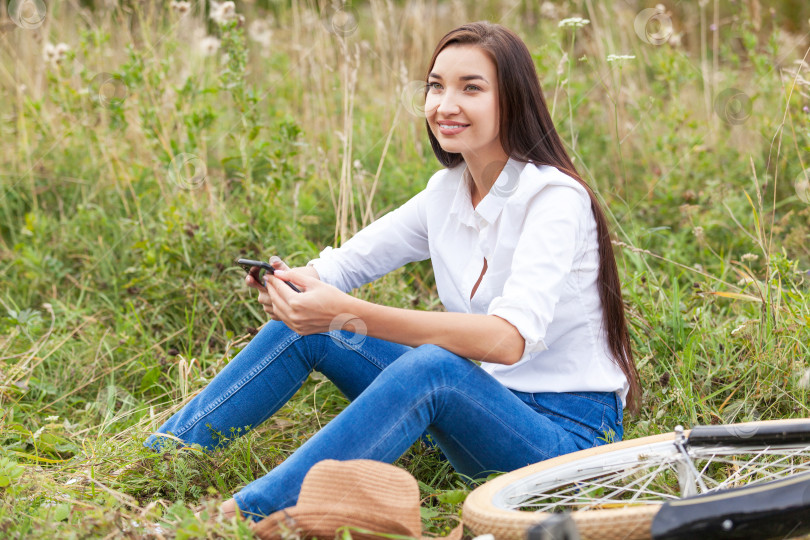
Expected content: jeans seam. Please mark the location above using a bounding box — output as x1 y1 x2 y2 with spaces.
171 330 304 439
567 391 619 414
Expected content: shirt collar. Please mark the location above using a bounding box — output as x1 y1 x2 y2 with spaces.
448 157 527 227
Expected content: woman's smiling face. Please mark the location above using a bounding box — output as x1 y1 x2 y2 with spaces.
425 44 503 161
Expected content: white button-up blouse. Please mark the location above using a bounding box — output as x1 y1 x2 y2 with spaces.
307 157 629 406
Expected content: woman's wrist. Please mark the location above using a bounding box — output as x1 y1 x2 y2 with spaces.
295 265 320 280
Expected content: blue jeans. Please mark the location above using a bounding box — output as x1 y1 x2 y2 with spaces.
144 320 623 521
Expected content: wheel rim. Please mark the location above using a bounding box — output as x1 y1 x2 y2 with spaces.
493 440 810 513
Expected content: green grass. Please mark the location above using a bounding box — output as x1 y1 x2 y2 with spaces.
2 0 810 537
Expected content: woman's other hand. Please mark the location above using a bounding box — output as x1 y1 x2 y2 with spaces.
264 268 349 334
245 256 321 320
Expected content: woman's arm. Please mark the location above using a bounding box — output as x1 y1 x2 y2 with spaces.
263 270 525 366
345 296 525 365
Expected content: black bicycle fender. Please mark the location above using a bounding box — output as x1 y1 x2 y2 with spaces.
651 471 810 540
687 421 810 447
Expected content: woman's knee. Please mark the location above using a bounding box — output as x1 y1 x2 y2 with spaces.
389 344 472 382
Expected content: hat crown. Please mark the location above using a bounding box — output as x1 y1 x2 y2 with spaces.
296 460 423 533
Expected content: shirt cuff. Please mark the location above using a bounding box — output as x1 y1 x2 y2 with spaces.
306 246 348 292
488 298 549 356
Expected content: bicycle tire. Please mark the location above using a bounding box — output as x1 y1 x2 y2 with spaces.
463 419 810 540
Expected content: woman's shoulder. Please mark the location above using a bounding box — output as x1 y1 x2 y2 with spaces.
521 162 588 195
513 162 591 210
424 162 465 192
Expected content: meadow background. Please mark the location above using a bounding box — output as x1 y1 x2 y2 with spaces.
1 0 810 537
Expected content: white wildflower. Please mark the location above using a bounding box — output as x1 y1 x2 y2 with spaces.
741 253 759 262
248 18 273 48
43 42 57 63
693 226 705 240
43 42 70 67
198 35 221 56
170 1 191 14
540 1 558 20
607 54 636 64
32 426 45 439
209 0 237 25
44 415 59 422
558 17 590 29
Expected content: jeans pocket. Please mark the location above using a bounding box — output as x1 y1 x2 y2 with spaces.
531 392 617 449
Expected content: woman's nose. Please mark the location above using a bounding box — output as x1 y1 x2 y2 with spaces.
436 90 461 115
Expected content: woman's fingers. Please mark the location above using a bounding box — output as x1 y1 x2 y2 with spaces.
244 271 281 320
269 255 291 272
245 274 266 291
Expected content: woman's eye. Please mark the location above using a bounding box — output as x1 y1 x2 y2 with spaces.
426 82 481 92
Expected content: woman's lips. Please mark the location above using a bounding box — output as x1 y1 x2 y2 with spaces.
437 123 470 135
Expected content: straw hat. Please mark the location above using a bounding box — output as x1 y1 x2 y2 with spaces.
251 459 463 540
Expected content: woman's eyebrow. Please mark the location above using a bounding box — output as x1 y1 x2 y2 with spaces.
428 73 489 83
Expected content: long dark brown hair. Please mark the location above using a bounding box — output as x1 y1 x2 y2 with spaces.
424 21 641 413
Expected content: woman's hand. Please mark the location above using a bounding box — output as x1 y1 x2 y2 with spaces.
263 268 351 335
245 256 321 320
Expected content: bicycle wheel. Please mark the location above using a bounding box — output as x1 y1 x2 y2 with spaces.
463 419 810 540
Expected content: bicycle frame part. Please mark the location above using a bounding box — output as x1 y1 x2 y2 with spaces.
651 470 810 540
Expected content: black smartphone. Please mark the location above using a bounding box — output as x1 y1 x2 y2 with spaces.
235 258 302 293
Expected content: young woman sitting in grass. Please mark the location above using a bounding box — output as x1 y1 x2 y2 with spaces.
145 20 640 521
